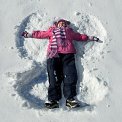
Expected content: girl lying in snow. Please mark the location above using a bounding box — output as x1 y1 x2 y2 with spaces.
22 19 100 109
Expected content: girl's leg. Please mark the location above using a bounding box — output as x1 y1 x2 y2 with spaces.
61 54 78 100
47 57 63 101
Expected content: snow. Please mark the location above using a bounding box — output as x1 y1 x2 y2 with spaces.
0 0 122 122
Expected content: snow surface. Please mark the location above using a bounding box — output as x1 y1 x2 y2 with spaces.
0 0 122 122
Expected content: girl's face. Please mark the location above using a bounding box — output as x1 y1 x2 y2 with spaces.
57 21 66 27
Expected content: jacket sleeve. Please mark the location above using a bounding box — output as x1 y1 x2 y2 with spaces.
71 30 88 41
32 29 51 39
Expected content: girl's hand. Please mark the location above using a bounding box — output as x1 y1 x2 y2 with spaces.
88 36 100 42
22 31 31 38
89 36 103 43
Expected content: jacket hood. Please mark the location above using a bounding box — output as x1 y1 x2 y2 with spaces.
57 19 70 25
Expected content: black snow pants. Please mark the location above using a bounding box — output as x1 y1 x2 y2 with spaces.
47 53 78 101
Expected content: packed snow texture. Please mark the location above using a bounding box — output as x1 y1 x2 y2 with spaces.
6 11 110 111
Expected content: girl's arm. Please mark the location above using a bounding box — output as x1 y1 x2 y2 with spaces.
32 30 51 39
22 29 51 39
72 31 88 41
71 30 99 42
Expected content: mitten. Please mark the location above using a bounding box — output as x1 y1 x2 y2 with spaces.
22 31 32 38
88 36 99 42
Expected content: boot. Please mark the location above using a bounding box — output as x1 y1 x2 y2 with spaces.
45 100 59 109
66 98 80 108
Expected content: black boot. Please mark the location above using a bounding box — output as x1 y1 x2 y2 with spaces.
66 98 80 108
45 100 59 109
